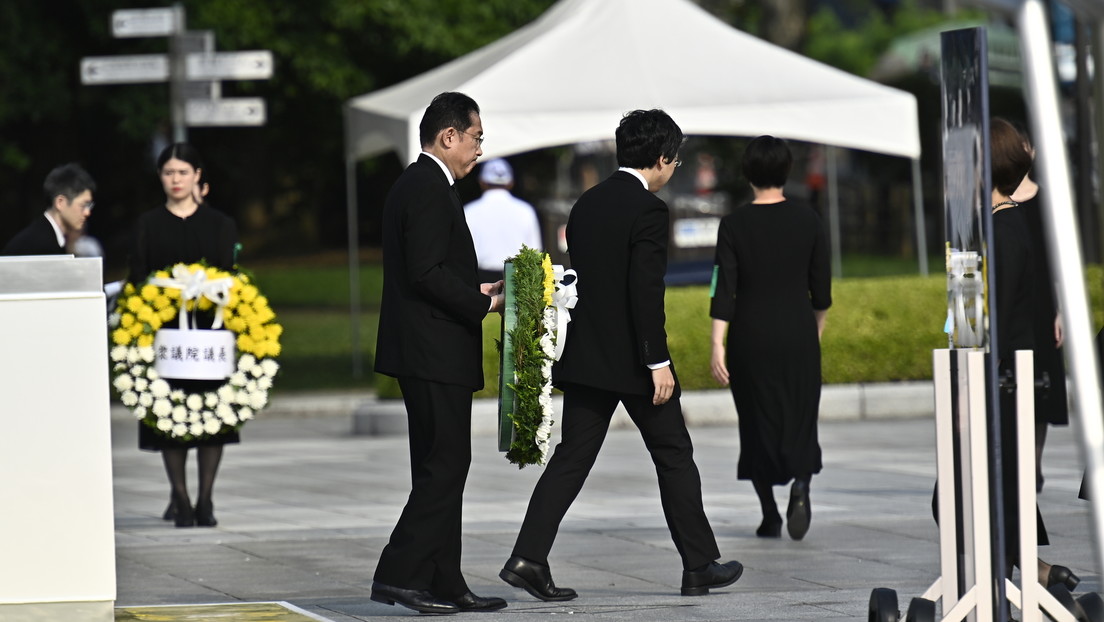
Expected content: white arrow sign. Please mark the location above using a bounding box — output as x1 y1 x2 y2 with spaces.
185 98 266 126
112 8 178 38
185 51 273 80
81 54 168 84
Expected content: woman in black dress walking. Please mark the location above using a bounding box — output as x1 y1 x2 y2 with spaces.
129 143 239 527
709 136 832 540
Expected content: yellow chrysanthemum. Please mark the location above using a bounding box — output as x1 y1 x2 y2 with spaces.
137 306 155 323
159 307 177 322
240 284 258 304
126 296 144 313
111 327 132 346
140 284 159 302
541 254 554 306
120 313 136 328
267 341 282 357
154 270 170 280
227 317 247 333
249 325 266 342
237 334 255 353
148 315 162 331
256 307 276 324
153 295 172 310
123 282 136 296
237 303 255 319
205 266 221 280
128 322 144 337
266 324 283 339
184 299 195 312
197 296 213 312
137 334 154 348
188 263 203 273
165 287 180 300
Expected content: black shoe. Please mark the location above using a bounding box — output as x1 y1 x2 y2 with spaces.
756 515 782 538
195 500 217 527
1047 564 1081 591
174 498 195 528
162 500 175 521
449 591 507 612
681 560 744 596
500 555 577 602
786 480 811 541
370 581 459 614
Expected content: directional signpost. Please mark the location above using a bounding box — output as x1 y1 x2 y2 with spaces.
80 5 273 139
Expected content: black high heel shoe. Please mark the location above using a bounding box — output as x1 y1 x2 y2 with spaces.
1047 564 1081 591
195 500 218 527
174 500 195 527
162 499 176 521
756 515 782 538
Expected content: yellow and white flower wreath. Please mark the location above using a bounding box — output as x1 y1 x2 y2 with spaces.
108 263 282 441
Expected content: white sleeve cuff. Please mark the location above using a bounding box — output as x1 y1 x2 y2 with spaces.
646 360 671 370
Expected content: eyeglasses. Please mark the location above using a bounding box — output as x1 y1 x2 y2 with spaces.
81 201 95 212
458 129 484 147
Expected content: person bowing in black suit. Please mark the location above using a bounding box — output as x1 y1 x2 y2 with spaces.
500 109 743 601
3 163 96 256
370 91 506 615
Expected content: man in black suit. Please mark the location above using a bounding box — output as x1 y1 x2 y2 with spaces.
500 110 742 601
371 92 506 615
2 163 96 255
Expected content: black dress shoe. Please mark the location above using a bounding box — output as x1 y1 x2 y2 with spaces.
174 500 195 528
370 581 459 615
1047 564 1081 591
786 479 811 541
500 555 577 602
449 591 507 612
195 500 217 527
681 560 744 596
756 515 782 538
162 500 175 521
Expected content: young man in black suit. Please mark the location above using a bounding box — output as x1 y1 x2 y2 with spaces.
371 92 506 615
2 163 95 255
500 109 743 600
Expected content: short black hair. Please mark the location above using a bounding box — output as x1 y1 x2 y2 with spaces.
419 92 480 148
43 163 95 205
157 142 205 173
615 109 684 169
990 118 1032 196
741 135 792 188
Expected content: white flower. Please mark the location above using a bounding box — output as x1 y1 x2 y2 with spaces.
203 419 221 435
150 379 170 399
540 334 555 358
138 392 153 408
204 393 218 408
126 348 140 364
108 312 121 328
113 363 128 373
536 421 551 441
132 408 145 421
216 403 233 420
170 405 187 422
230 371 248 387
172 423 188 437
146 368 160 381
134 377 149 392
542 359 554 378
538 393 553 410
121 391 138 407
236 390 251 405
110 346 128 362
260 359 279 377
131 365 145 377
170 389 185 402
189 422 204 436
153 399 172 418
238 407 254 421
114 374 134 392
186 394 203 411
246 380 257 392
201 410 216 422
134 406 147 419
139 346 155 363
157 417 173 431
258 376 273 390
223 411 239 426
249 391 268 410
188 411 201 423
217 384 236 403
238 354 257 372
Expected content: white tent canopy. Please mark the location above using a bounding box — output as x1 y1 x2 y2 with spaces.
344 0 921 163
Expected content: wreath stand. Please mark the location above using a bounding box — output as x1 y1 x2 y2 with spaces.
869 349 1102 622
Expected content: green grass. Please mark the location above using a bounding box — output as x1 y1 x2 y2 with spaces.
256 260 1104 397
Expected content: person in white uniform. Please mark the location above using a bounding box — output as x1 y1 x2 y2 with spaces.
464 158 542 282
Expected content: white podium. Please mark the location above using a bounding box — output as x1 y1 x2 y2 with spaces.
0 256 115 621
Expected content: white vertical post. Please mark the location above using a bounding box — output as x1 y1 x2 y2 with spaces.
933 349 959 611
968 350 994 622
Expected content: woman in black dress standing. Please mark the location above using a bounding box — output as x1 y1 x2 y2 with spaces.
129 142 239 527
709 136 831 540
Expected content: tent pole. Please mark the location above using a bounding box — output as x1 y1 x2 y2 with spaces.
346 153 363 380
1019 0 1104 577
912 158 929 276
827 146 843 279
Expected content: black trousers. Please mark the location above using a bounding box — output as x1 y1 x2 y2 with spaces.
511 383 721 570
373 377 473 598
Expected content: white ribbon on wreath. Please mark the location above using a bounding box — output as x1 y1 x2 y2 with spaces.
551 266 578 361
149 264 234 330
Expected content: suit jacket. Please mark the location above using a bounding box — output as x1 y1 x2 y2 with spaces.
553 171 677 397
2 214 64 255
375 154 490 390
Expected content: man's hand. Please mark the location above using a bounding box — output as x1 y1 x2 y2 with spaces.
482 280 505 313
651 366 675 406
710 344 729 386
1055 313 1064 348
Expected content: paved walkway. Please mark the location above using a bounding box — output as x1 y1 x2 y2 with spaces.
111 388 1098 621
